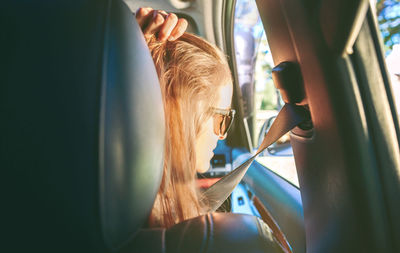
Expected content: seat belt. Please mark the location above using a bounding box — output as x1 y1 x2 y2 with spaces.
199 61 308 253
200 103 308 212
200 61 309 212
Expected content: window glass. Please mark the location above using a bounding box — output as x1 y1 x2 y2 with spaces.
233 0 400 187
374 0 400 123
234 0 299 187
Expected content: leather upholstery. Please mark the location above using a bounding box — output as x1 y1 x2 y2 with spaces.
124 213 284 253
100 0 164 249
3 0 163 251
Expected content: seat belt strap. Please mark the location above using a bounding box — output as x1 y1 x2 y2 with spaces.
200 103 308 212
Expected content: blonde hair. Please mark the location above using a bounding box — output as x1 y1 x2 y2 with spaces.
147 33 232 227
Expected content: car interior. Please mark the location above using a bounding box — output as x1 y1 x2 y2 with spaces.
3 0 400 252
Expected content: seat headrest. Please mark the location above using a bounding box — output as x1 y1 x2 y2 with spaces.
3 0 164 251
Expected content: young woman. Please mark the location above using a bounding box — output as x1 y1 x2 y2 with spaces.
136 8 235 228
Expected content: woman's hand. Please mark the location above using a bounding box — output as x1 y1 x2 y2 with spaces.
136 7 188 41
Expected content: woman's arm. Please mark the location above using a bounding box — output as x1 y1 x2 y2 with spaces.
136 7 188 41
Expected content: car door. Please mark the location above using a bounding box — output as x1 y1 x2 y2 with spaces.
248 0 400 252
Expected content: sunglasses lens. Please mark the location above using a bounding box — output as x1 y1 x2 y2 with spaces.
223 115 233 134
213 114 224 136
213 115 233 138
212 109 235 138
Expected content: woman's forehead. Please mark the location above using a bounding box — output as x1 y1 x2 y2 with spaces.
217 83 233 109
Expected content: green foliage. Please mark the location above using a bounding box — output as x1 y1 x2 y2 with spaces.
376 0 400 52
258 79 277 110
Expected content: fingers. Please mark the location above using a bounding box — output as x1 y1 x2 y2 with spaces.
158 13 178 41
169 18 188 41
136 7 188 41
143 10 166 36
135 7 153 27
158 10 168 18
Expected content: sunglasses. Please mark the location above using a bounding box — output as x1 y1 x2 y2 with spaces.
211 107 236 139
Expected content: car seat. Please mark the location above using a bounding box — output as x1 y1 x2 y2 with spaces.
2 0 283 252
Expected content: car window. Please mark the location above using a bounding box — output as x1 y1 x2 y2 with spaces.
373 0 400 126
234 0 299 187
234 0 399 187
